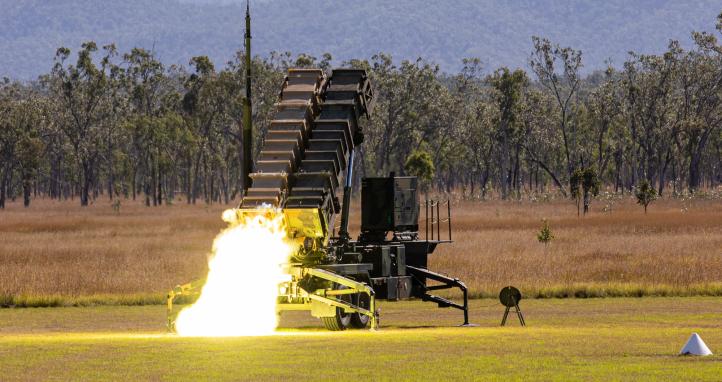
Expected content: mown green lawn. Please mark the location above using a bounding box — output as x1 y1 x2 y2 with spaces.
1 298 720 381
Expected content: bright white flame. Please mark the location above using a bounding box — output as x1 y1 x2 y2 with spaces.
175 208 293 337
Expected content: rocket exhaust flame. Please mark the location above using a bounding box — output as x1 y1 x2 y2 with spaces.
175 208 292 337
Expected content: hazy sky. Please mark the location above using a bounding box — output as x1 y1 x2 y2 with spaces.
2 0 720 78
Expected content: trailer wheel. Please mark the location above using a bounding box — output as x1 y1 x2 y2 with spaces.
350 293 370 329
320 313 351 331
320 285 352 331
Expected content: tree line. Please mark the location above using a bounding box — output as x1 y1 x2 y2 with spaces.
1 14 722 208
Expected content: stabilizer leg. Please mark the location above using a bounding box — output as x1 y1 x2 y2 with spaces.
407 265 476 327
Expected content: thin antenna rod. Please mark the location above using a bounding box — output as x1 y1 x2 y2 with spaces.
241 0 253 195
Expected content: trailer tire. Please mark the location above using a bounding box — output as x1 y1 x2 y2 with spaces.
321 314 350 331
321 285 352 331
350 293 371 329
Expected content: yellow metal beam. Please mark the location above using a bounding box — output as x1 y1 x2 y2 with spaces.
231 207 329 243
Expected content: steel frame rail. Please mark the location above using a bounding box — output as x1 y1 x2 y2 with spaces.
406 265 472 326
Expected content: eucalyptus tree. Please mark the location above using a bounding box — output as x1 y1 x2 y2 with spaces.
587 67 622 179
519 89 567 195
0 83 14 208
291 52 333 70
13 100 45 207
451 58 494 197
529 37 583 189
0 82 49 208
183 55 263 204
622 42 683 195
360 53 396 176
47 42 121 206
0 83 21 208
123 47 182 205
362 54 456 191
465 100 496 198
488 67 528 199
685 13 722 190
182 56 220 203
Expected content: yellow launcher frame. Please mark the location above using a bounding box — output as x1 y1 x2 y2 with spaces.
229 207 329 246
276 265 377 330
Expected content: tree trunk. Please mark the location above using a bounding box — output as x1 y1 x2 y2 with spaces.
192 152 203 205
107 154 114 201
157 170 163 206
80 177 90 207
499 121 510 200
658 151 670 197
513 145 520 197
528 156 567 197
208 166 214 205
144 180 151 207
688 151 703 191
151 156 158 206
220 171 229 204
80 161 92 207
0 172 6 209
469 173 475 198
186 161 192 204
22 177 31 208
131 166 137 201
480 166 489 200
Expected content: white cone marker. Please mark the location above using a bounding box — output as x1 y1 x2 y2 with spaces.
679 333 713 356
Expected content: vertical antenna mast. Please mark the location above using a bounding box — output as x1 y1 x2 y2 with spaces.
241 0 253 195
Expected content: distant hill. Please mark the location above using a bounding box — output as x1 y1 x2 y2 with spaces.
1 0 720 79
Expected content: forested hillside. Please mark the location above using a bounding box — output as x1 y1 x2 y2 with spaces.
1 0 721 79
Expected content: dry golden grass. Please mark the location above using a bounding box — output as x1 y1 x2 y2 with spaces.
428 197 722 298
0 199 225 303
0 196 721 304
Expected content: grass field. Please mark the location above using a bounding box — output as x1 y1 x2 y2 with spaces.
1 197 721 380
1 298 720 381
1 196 721 305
